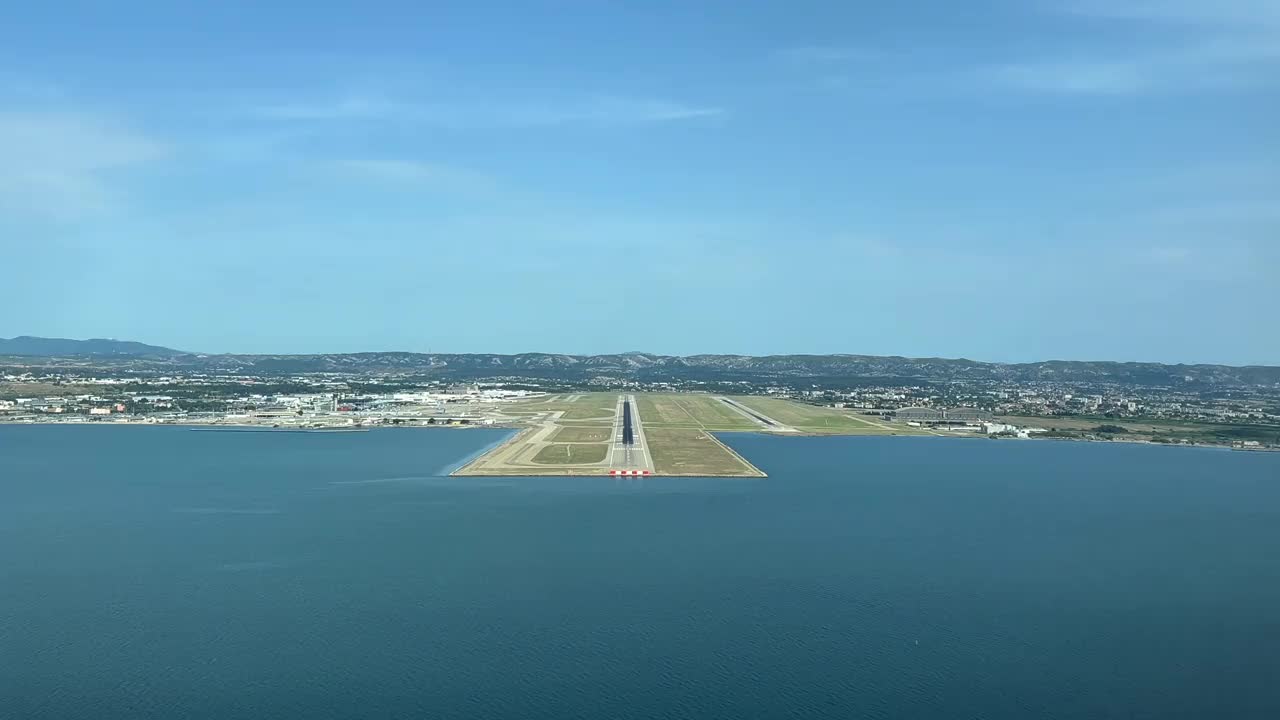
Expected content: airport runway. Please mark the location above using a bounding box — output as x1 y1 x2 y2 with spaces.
609 394 654 473
716 396 797 432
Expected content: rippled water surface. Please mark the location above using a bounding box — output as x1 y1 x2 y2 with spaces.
2 426 1279 719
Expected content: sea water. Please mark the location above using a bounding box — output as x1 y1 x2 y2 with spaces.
2 426 1278 719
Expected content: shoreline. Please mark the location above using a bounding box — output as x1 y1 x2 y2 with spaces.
447 427 530 476
0 418 513 431
0 419 1271 454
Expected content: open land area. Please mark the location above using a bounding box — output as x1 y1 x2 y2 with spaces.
453 393 787 477
451 392 938 477
531 442 609 465
453 393 629 476
729 396 933 435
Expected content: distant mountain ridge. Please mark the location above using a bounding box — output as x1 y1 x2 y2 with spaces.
0 336 186 357
2 337 1278 387
190 352 1280 387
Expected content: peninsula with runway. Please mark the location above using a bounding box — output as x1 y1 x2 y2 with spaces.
453 392 926 477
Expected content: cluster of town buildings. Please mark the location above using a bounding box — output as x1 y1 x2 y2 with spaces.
2 368 1277 446
772 382 1279 425
0 374 539 429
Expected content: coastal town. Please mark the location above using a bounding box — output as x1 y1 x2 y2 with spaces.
0 374 525 430
3 359 1277 450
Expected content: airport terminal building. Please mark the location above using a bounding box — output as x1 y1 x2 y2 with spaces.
895 407 993 426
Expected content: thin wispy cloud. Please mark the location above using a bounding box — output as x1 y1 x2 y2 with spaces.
1061 0 1280 28
485 97 724 126
988 45 1280 95
251 95 723 127
1141 200 1280 227
255 96 398 121
1147 246 1192 264
1120 162 1280 232
330 159 496 190
775 46 879 63
0 111 167 219
989 0 1280 94
988 60 1150 94
773 46 892 94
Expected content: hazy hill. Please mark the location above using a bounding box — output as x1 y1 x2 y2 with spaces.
189 352 1280 386
2 339 1278 388
0 336 186 357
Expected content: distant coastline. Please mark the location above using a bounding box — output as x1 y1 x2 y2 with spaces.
0 418 498 431
4 418 1264 457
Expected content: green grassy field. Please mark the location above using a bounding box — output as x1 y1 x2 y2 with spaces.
730 396 912 433
555 394 618 420
550 425 614 443
467 392 935 477
559 405 616 421
531 443 609 465
0 383 97 401
637 394 759 430
645 427 762 476
503 393 618 420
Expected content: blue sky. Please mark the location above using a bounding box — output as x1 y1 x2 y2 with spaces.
1 0 1276 363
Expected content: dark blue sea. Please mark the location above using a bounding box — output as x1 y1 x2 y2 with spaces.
2 425 1278 719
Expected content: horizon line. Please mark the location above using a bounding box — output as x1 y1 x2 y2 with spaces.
2 336 1277 369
